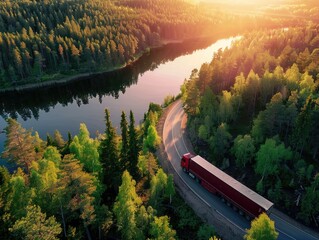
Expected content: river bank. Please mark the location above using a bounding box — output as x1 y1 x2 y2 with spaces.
0 36 216 94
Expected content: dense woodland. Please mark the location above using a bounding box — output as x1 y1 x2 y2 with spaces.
0 103 219 239
0 0 308 89
0 0 219 88
1 0 319 239
181 23 319 228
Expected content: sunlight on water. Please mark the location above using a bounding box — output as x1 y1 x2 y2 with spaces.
0 36 240 166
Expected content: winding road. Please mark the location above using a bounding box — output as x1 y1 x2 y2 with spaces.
162 100 319 240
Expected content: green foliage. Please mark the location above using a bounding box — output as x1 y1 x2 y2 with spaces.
0 0 223 88
128 110 140 178
255 138 293 197
53 130 65 149
218 90 235 123
209 123 232 164
2 118 39 174
113 170 142 240
150 169 168 209
0 166 10 204
0 166 11 238
59 154 97 226
10 205 62 240
176 203 201 230
244 213 278 240
143 125 161 153
184 23 319 226
5 171 33 222
29 159 59 212
255 138 293 179
251 93 286 144
150 216 176 240
182 78 201 116
231 134 255 167
120 111 129 169
298 174 319 224
148 103 163 117
136 205 155 239
137 152 159 179
197 224 216 240
70 123 101 174
162 95 176 108
165 174 175 205
43 146 61 166
99 109 121 201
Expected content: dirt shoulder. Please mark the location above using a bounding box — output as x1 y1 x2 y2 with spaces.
156 101 244 240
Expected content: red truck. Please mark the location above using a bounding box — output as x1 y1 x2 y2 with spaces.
181 153 273 219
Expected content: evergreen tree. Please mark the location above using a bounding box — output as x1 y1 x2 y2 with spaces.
299 174 319 224
10 205 62 240
128 110 140 179
53 130 65 149
0 166 11 238
120 111 129 170
137 152 158 181
2 118 38 174
59 154 97 238
99 109 120 202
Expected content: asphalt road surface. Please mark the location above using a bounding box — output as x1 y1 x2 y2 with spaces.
162 100 319 240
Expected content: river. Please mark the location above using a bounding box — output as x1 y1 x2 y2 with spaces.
0 36 239 168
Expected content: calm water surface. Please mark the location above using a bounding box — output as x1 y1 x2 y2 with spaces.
0 36 239 166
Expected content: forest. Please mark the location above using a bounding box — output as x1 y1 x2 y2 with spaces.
0 0 218 88
0 0 308 90
181 23 319 228
0 102 220 239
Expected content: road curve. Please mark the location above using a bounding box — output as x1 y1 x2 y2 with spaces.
161 99 319 240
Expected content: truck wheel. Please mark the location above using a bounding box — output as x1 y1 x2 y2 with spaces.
221 198 226 203
245 215 251 221
232 206 238 211
182 167 186 172
196 178 200 183
239 210 244 216
226 201 231 207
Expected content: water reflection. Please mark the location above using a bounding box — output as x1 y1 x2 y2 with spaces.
0 38 215 121
0 36 239 169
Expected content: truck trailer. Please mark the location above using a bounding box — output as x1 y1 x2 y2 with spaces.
181 153 273 218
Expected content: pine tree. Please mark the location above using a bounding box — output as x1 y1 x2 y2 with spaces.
2 119 37 174
0 166 11 238
120 111 129 170
58 154 97 238
128 110 140 179
99 109 121 202
10 205 62 240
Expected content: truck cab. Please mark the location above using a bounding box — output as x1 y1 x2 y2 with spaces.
181 153 193 171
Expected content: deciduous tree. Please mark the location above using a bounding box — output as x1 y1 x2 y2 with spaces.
150 216 176 240
113 170 142 240
244 213 278 240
